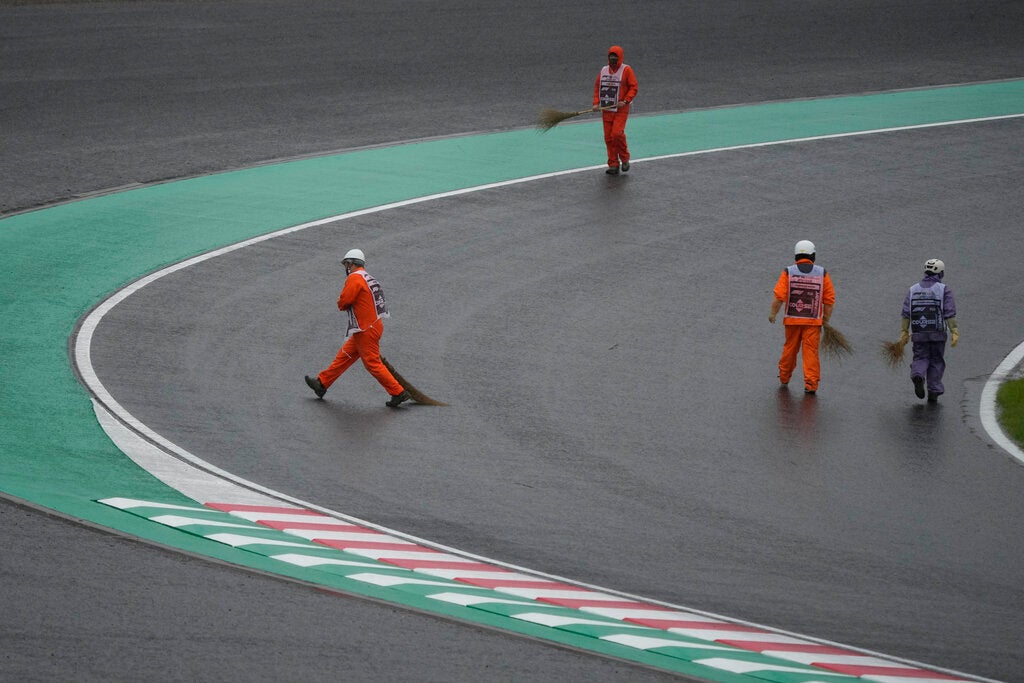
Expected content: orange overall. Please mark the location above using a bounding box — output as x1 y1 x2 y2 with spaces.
773 259 835 392
318 267 404 396
593 45 638 170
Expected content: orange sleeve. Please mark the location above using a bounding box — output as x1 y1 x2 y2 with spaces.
622 66 638 103
338 270 379 328
822 272 836 306
337 272 363 311
593 71 602 106
772 270 789 301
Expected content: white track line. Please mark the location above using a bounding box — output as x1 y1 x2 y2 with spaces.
71 112 1023 683
75 111 1024 484
979 340 1024 466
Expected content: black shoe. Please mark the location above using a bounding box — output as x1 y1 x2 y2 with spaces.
605 167 619 175
912 376 925 399
386 390 411 408
804 387 816 395
305 375 326 399
621 160 630 172
927 392 941 403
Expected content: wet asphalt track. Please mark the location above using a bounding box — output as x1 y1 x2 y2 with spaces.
3 2 1024 681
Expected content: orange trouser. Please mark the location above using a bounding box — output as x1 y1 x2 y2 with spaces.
602 111 630 167
318 321 403 395
779 325 822 390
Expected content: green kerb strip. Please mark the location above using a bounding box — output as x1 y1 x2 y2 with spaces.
2 80 1021 680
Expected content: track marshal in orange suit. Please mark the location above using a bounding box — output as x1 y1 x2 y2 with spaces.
305 248 410 408
593 45 638 175
768 240 836 394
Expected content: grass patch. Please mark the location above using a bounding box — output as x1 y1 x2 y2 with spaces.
996 377 1024 447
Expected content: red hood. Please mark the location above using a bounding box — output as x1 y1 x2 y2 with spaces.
608 45 624 70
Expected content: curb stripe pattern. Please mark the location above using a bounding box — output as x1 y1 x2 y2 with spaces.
99 497 971 683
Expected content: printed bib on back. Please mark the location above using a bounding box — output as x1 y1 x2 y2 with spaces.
909 282 945 333
784 265 824 320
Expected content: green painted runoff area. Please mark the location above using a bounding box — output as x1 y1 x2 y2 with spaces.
1 80 1022 678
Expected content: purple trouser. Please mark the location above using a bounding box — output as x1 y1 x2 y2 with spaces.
911 340 946 395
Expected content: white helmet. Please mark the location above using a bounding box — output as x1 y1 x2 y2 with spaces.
343 248 365 265
794 240 816 257
924 258 944 274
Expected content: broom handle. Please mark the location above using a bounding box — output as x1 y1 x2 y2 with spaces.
563 104 620 116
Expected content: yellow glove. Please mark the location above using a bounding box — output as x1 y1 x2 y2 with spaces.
899 330 910 345
947 317 959 347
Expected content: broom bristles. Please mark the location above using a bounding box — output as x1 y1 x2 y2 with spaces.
536 107 588 132
382 357 448 406
820 323 854 360
880 339 908 369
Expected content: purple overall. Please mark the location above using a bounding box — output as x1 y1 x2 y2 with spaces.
902 273 956 396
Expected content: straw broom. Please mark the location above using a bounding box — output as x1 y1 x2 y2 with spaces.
382 357 448 406
880 338 908 369
820 323 853 360
536 105 615 132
